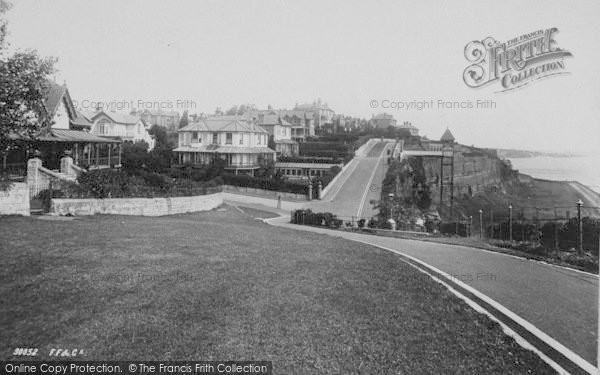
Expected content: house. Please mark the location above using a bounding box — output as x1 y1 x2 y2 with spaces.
293 98 334 130
279 110 315 142
255 114 298 156
3 81 122 172
370 113 397 129
174 117 276 175
137 109 180 131
89 110 155 150
398 121 419 136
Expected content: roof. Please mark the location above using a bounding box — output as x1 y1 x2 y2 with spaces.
440 128 455 142
140 109 180 117
42 81 82 125
373 113 395 120
70 110 92 128
173 146 275 154
259 114 292 127
179 118 268 134
92 111 141 125
275 162 341 169
38 129 121 143
279 110 315 120
79 109 97 122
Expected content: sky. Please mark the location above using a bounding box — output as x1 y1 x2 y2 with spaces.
4 0 600 152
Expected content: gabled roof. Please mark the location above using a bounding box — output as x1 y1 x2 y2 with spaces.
42 81 77 121
258 114 292 127
440 128 455 142
70 111 93 128
140 109 180 117
92 110 141 125
179 118 268 134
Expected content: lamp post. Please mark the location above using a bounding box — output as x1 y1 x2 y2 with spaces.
468 215 473 237
388 193 394 220
479 209 483 239
577 199 583 255
508 204 513 242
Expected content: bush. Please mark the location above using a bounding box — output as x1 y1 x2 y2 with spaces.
75 169 220 198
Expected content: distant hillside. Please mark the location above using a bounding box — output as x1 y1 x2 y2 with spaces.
496 149 583 158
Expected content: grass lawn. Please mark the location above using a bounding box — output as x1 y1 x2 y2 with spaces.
0 207 554 373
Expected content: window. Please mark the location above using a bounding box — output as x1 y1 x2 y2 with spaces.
212 133 218 144
239 135 243 145
226 133 232 145
98 120 108 135
192 131 198 140
257 134 261 145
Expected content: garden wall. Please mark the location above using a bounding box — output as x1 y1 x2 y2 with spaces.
0 183 30 216
50 192 222 216
221 185 307 201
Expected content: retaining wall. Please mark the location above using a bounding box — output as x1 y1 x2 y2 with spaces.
221 185 307 201
0 183 30 216
50 193 222 216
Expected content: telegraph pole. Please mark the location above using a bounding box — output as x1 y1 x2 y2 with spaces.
577 199 583 255
508 204 513 242
479 209 483 239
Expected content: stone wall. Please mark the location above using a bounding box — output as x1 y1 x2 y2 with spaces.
50 193 222 216
221 185 307 201
0 183 30 216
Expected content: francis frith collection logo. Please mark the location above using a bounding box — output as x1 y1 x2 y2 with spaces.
463 28 572 92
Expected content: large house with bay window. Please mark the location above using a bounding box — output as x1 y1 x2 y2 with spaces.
174 117 276 175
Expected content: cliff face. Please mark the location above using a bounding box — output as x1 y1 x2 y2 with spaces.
423 146 507 206
383 145 514 220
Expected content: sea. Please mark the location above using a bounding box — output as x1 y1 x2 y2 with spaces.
507 154 600 194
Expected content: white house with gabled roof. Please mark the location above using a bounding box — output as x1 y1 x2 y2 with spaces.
174 117 276 175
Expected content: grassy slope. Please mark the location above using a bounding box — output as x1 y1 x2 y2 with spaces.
0 208 554 374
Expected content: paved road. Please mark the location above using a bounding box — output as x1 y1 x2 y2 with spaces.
306 141 391 219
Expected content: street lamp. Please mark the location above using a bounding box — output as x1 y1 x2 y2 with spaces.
508 204 513 242
478 209 483 239
577 199 583 255
388 193 394 220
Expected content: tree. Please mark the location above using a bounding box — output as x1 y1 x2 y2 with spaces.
121 140 150 173
178 110 188 129
147 124 173 172
0 1 56 186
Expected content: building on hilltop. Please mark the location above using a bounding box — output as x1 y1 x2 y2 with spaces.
370 113 397 129
398 121 419 136
174 117 276 175
293 98 334 130
136 109 180 131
